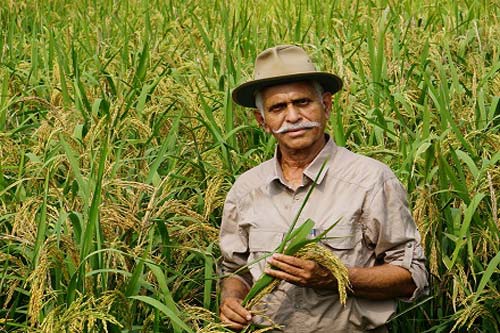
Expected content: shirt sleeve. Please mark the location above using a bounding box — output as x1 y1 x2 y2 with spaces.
364 176 429 302
218 188 252 288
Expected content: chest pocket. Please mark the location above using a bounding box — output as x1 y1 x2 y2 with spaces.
319 224 362 267
248 230 284 252
247 230 284 281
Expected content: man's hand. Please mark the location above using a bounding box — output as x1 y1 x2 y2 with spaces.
220 296 252 331
220 277 252 331
265 253 338 289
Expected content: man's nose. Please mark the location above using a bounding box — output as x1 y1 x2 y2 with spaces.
285 103 301 123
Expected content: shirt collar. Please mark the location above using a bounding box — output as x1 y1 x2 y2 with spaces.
303 135 335 184
268 147 283 184
266 134 337 186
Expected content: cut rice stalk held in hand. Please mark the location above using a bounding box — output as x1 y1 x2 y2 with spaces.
295 243 351 305
247 243 350 310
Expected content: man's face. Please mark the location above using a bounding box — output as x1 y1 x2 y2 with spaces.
254 81 332 153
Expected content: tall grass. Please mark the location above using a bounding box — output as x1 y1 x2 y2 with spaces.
0 0 499 332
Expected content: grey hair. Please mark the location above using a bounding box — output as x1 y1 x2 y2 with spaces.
255 80 325 119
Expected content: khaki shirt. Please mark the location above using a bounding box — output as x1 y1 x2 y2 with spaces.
220 137 428 332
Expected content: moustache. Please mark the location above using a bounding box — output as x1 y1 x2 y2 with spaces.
272 121 321 134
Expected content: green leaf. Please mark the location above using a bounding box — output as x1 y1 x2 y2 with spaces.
242 274 274 305
449 193 486 269
203 244 214 309
125 254 146 297
283 220 315 255
60 136 89 200
146 262 182 333
130 296 194 333
278 159 329 253
455 150 479 180
473 251 500 302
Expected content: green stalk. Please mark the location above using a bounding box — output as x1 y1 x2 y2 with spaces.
278 159 329 252
243 159 329 305
78 133 108 296
32 169 50 268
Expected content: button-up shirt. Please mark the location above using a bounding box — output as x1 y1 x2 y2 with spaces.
219 137 428 332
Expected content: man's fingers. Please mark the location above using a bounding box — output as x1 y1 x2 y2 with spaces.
220 297 252 329
267 254 329 287
265 267 303 284
269 254 317 276
220 312 245 330
268 257 304 276
222 303 250 323
271 253 307 268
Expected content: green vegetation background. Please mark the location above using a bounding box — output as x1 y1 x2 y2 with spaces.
0 0 499 332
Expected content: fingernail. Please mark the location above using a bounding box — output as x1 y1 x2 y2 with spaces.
246 314 252 320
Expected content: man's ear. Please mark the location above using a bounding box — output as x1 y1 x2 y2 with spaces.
322 92 333 117
253 109 269 132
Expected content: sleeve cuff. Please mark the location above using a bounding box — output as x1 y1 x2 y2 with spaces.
388 261 429 302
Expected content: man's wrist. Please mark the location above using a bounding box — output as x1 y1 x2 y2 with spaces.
221 291 245 301
221 276 250 301
312 264 339 290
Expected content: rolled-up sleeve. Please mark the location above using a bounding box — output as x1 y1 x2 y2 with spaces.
219 189 252 288
365 176 429 301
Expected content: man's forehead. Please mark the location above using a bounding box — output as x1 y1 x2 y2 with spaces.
261 81 317 103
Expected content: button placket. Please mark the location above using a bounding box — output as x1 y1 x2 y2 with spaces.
292 190 304 205
290 190 307 226
293 288 303 311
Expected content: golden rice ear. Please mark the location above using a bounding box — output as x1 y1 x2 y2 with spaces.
246 243 350 311
295 243 351 305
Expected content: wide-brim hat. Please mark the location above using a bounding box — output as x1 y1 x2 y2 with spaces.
232 45 343 108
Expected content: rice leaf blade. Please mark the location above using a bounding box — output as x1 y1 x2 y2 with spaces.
130 296 193 333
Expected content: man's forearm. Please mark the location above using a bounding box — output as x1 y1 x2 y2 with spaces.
348 264 416 300
221 276 250 301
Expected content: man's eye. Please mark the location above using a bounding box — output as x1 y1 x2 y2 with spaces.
269 103 286 112
294 99 310 106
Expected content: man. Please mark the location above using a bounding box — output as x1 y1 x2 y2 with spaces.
219 45 428 332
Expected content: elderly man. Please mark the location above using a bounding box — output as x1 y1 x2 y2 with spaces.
219 45 428 332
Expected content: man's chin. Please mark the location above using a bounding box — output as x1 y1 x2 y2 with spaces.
276 132 326 153
278 139 316 152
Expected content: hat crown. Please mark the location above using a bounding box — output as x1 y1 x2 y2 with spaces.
254 45 317 80
232 44 342 108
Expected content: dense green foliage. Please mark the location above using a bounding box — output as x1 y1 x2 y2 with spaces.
0 0 499 332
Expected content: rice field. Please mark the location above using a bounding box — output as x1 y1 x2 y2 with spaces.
0 0 499 331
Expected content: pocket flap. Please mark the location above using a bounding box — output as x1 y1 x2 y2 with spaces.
319 224 360 250
248 230 284 252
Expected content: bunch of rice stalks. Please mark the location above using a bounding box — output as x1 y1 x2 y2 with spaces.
296 243 350 303
247 242 350 309
38 293 122 333
180 303 280 333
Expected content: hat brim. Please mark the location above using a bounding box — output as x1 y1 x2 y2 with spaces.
232 72 343 108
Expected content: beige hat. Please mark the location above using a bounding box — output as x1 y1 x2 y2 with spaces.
232 45 343 108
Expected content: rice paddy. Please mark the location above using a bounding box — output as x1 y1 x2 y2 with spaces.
0 0 499 332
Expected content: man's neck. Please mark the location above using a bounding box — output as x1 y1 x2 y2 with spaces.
278 137 327 189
